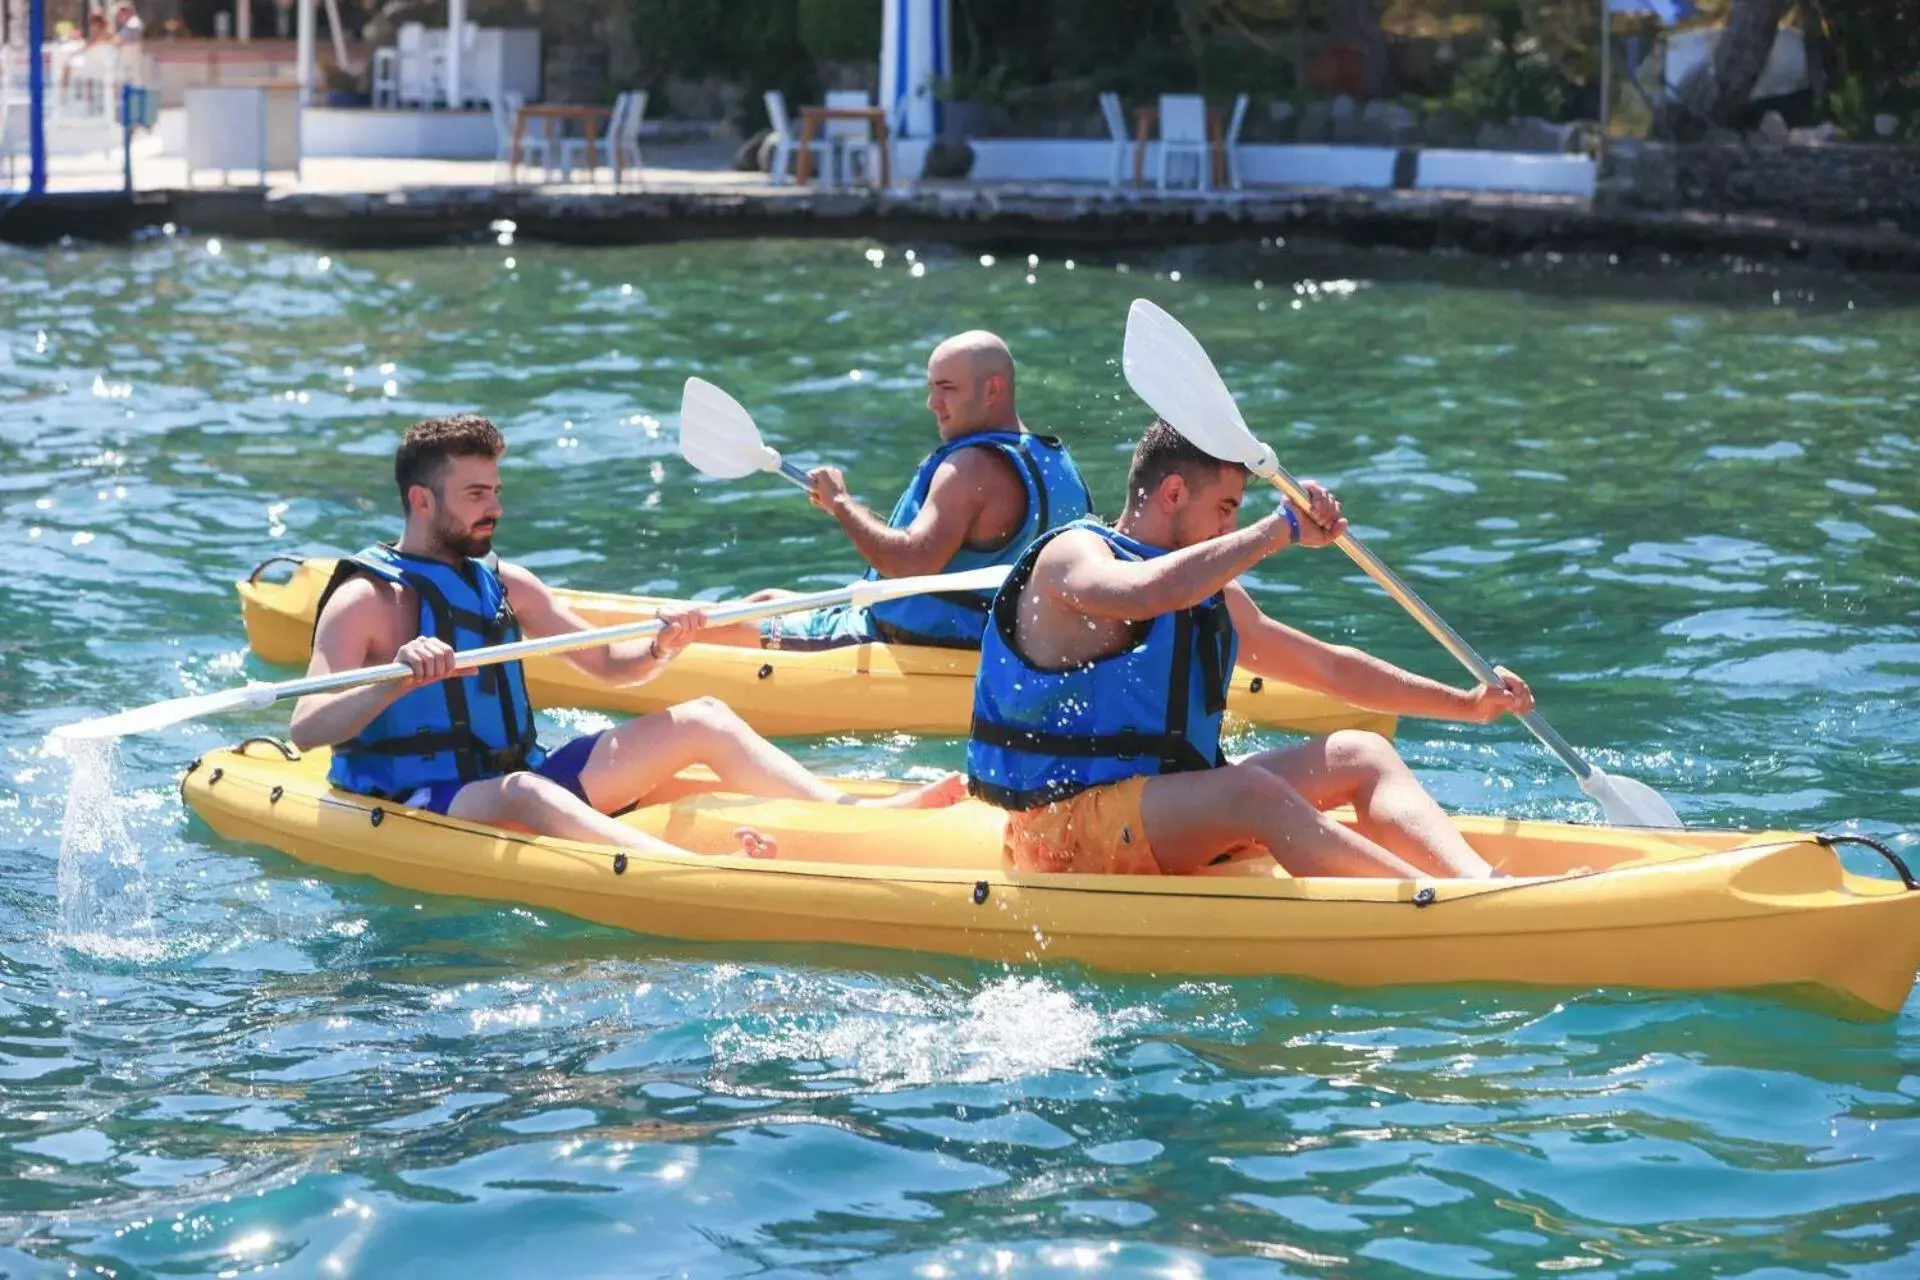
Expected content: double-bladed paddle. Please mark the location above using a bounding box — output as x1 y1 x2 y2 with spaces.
49 565 1013 744
1121 297 1682 829
678 376 814 491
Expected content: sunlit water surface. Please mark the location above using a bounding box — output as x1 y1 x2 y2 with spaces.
2 235 1917 1276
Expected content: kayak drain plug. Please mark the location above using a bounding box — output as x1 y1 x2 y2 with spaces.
269 786 283 805
972 881 989 905
1413 887 1436 907
757 664 773 679
613 852 628 875
208 768 223 787
1249 677 1265 693
369 808 384 828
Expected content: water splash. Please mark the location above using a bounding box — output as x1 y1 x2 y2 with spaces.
52 737 160 960
713 975 1143 1089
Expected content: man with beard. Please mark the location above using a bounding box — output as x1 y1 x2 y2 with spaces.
966 421 1536 879
290 415 963 859
703 330 1092 651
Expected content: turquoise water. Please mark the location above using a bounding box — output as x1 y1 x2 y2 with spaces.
2 234 1917 1276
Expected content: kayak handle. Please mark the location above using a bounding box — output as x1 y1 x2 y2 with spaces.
248 554 307 584
1818 833 1919 891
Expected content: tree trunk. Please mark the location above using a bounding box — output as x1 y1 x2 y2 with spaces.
1682 0 1792 126
1326 0 1389 98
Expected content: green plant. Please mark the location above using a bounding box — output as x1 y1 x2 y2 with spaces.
932 62 1022 105
1446 0 1572 124
1827 72 1874 140
798 0 880 62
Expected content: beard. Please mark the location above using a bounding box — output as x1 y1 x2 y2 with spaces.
430 512 497 560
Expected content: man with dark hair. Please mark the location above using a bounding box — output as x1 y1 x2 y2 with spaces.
290 416 963 859
703 331 1093 651
966 420 1535 879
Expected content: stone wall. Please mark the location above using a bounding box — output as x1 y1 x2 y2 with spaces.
1602 141 1920 231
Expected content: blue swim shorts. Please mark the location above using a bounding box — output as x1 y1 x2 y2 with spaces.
400 730 605 816
758 603 880 652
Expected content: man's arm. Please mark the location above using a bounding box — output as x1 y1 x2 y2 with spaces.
808 448 1021 579
1034 513 1297 621
499 562 693 687
288 579 435 750
1224 584 1534 722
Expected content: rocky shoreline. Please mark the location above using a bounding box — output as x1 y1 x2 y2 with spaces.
4 179 1917 275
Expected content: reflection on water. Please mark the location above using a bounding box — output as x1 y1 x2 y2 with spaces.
0 236 1916 1275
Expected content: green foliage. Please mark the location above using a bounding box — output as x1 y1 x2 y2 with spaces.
932 62 1022 105
798 0 881 62
1446 0 1572 123
1825 72 1874 140
628 0 817 127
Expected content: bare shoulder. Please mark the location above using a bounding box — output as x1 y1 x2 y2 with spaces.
944 441 1023 492
1030 526 1113 580
494 559 542 595
312 570 410 667
318 571 402 627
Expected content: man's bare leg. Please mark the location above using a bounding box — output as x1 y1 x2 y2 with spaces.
1242 730 1495 878
576 697 961 812
1139 764 1423 877
448 771 774 857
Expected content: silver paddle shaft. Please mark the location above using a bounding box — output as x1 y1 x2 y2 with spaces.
250 580 873 707
1262 462 1596 784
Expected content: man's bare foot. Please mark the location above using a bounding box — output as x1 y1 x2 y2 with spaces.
858 772 967 810
732 827 778 859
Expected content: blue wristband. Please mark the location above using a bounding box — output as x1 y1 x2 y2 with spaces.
1281 503 1302 545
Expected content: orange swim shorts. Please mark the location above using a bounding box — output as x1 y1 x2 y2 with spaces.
1003 776 1160 876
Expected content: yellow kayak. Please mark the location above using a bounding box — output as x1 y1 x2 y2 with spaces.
237 557 1392 739
183 740 1920 1019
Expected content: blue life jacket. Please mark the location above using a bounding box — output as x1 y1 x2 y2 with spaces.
967 519 1238 811
319 544 544 800
864 431 1092 649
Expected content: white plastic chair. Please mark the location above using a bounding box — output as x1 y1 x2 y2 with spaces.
396 23 431 109
821 88 872 187
1156 93 1209 193
563 90 647 185
839 94 903 188
493 91 552 181
1220 92 1249 191
370 47 398 109
1099 91 1130 189
763 89 833 185
610 90 647 184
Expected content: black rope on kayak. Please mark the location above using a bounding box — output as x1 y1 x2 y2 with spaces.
1817 834 1919 891
238 736 301 761
247 554 306 584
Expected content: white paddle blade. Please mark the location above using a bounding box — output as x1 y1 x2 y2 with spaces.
48 683 275 745
1581 767 1683 829
678 376 782 480
1121 298 1276 474
849 564 1013 610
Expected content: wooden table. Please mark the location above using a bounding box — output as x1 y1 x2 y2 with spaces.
510 103 614 183
794 105 891 188
1132 104 1228 189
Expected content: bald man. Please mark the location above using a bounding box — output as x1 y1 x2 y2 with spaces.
707 331 1094 651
